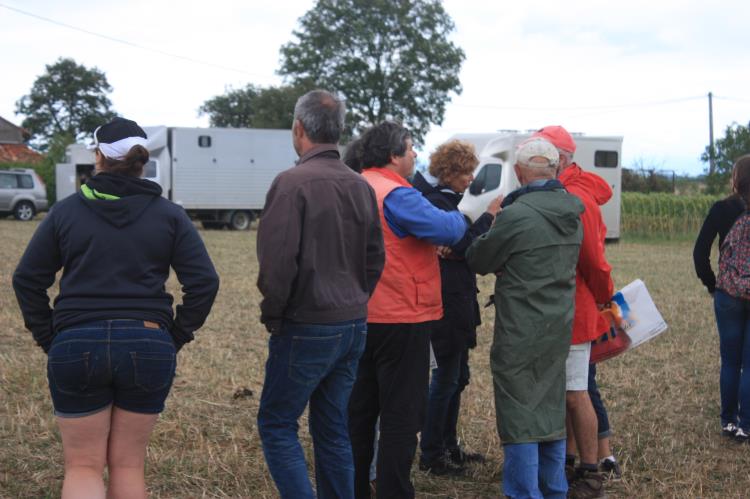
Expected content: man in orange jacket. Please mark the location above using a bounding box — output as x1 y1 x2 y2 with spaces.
348 121 468 499
533 126 614 498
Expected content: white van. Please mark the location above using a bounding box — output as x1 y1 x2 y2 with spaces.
453 131 623 240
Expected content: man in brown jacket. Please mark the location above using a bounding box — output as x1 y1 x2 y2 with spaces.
256 89 385 499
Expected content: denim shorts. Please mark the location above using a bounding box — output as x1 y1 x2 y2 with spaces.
47 320 176 418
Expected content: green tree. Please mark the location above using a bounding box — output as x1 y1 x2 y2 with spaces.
702 121 750 194
278 0 465 144
199 83 311 129
16 58 116 149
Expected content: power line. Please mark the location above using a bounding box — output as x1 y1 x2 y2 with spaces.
451 95 705 112
0 3 278 81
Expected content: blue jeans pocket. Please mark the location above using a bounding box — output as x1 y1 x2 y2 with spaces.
288 334 342 385
48 352 91 395
130 352 176 392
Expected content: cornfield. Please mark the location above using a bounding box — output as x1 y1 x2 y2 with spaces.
621 192 723 239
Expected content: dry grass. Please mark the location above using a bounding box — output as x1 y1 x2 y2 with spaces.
1 218 749 498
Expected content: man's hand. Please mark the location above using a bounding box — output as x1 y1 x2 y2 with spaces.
486 195 504 217
437 246 453 258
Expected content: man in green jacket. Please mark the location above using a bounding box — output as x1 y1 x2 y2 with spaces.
466 138 583 498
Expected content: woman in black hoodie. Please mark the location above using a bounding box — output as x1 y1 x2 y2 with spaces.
13 118 219 498
413 140 502 474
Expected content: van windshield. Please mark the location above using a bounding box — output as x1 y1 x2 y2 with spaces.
143 160 158 179
469 163 502 195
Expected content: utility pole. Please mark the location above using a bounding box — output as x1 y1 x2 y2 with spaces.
708 91 715 175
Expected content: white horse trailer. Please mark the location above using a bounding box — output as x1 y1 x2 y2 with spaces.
56 126 297 229
453 131 623 240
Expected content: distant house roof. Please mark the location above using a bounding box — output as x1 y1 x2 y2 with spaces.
0 116 42 164
0 116 31 143
0 143 44 164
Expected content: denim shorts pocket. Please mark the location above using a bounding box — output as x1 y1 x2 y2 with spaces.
48 352 91 395
288 334 343 385
130 352 176 392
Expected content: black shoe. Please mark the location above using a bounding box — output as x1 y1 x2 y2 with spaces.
722 422 738 437
419 455 466 476
599 459 621 481
448 445 486 465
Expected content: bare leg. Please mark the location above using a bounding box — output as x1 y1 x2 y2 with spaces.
106 407 159 499
598 436 612 461
57 406 112 499
565 390 598 467
566 417 577 458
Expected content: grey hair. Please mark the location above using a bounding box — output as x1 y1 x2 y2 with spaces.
294 90 346 144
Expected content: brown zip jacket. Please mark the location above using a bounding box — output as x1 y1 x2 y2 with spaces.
257 144 385 333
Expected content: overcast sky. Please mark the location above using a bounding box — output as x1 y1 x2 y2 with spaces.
2 0 749 174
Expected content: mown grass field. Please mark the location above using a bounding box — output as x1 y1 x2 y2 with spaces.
1 218 749 498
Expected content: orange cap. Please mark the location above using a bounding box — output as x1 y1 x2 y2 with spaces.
532 126 576 154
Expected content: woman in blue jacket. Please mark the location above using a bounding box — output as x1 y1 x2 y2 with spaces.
13 118 220 498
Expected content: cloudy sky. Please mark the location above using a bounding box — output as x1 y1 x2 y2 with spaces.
1 0 748 174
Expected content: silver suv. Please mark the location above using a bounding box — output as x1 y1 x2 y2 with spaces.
0 168 48 221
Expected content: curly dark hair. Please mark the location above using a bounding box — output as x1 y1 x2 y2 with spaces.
360 121 411 168
428 140 478 184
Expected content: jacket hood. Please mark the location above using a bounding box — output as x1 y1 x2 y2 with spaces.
79 173 163 228
518 190 584 238
411 171 463 204
559 164 612 206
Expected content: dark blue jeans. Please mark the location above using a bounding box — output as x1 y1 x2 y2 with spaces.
588 363 611 438
713 290 750 430
420 347 470 464
503 439 567 499
257 319 367 499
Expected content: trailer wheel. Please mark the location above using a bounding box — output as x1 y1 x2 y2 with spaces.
229 210 253 231
13 201 35 221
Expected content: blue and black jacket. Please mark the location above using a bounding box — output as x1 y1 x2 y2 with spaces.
13 172 219 352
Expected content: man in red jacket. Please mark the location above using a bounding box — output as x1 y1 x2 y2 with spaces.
533 126 614 498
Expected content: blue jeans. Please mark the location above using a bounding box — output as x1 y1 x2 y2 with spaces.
713 290 750 430
257 319 367 499
588 363 611 438
420 348 468 464
503 439 567 499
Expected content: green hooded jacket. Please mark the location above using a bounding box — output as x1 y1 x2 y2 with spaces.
466 189 583 444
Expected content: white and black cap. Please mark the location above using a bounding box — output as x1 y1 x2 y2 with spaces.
88 117 148 160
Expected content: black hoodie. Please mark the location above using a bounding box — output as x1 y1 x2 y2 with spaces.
13 173 220 352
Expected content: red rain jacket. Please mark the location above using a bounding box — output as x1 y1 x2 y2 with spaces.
559 164 614 344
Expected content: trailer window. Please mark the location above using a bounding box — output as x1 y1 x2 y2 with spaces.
594 150 618 168
469 163 502 195
143 160 158 179
198 135 212 148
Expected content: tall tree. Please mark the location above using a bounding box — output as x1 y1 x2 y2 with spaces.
16 58 117 149
279 0 465 144
199 83 311 129
702 121 750 194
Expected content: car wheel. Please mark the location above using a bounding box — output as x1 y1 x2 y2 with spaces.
14 201 35 221
229 210 253 231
